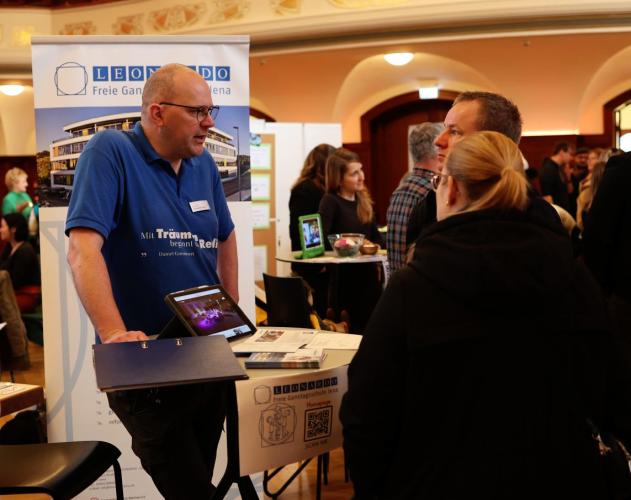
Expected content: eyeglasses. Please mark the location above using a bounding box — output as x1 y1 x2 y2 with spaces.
159 102 220 123
431 173 446 190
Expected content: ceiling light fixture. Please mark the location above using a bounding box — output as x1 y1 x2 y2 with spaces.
0 84 25 97
384 52 413 66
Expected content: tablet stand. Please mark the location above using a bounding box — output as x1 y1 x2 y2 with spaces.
157 315 192 339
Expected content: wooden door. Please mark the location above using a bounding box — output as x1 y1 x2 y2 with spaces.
368 98 452 225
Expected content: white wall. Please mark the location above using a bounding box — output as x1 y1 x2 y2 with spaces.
0 88 36 155
251 121 342 277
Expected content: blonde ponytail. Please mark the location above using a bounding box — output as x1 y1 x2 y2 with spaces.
445 131 529 213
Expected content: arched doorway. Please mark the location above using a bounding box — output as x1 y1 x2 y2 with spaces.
348 91 457 225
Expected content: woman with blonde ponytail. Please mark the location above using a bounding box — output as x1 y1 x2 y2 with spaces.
433 130 529 219
341 131 630 499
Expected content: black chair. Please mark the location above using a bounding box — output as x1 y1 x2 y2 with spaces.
0 440 124 499
263 273 317 328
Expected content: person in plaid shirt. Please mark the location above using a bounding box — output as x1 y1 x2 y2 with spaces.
386 122 442 273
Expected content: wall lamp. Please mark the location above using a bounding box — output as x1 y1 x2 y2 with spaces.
418 79 439 99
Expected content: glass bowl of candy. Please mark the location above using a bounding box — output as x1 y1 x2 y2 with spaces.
327 233 365 257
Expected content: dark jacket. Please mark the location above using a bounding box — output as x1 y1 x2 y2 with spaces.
319 193 383 248
584 152 631 301
0 241 40 290
340 209 631 499
540 157 571 212
406 187 562 247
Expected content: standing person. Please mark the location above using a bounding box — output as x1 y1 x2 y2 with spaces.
386 122 442 273
3 168 34 219
289 143 335 317
406 91 560 245
584 151 631 362
319 148 383 332
341 131 631 500
65 63 238 500
569 146 590 217
0 213 40 313
540 142 574 212
576 159 606 232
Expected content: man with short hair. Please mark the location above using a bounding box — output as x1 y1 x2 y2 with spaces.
66 63 238 499
540 142 574 212
386 122 442 273
406 91 559 244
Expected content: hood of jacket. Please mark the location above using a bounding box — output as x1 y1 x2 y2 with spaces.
409 209 575 317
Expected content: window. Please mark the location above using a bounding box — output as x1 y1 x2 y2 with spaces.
614 101 631 152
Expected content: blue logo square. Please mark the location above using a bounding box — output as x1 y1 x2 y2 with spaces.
216 66 231 81
323 379 330 387
199 66 213 81
316 380 323 388
273 386 282 395
283 385 290 394
146 66 160 78
300 382 307 391
111 66 127 81
308 381 315 390
93 66 109 81
291 384 299 392
331 377 338 386
129 66 144 81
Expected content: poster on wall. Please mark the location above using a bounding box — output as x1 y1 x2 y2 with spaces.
31 35 254 499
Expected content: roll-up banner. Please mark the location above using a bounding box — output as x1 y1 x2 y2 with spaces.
31 35 255 499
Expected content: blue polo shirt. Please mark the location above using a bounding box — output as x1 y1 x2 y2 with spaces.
66 122 235 334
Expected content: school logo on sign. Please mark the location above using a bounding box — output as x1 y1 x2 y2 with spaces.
54 62 88 96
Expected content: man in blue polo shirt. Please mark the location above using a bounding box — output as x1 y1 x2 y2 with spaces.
66 63 238 499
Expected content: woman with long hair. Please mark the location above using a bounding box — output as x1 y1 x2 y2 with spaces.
319 147 383 332
341 131 631 499
0 213 40 312
577 159 606 231
288 144 336 317
289 144 336 250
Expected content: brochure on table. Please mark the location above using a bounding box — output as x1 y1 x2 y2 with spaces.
232 329 362 354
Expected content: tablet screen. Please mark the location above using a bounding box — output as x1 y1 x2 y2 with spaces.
301 216 322 249
165 285 255 340
298 213 325 258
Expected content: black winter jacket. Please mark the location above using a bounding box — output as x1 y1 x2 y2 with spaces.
341 209 631 499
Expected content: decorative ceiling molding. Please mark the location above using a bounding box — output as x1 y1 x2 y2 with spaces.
2 0 631 71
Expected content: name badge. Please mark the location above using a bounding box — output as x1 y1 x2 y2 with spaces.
189 200 210 213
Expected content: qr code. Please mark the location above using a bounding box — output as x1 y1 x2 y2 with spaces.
304 406 332 441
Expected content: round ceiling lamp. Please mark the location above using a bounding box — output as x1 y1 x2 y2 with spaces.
0 85 25 96
384 52 413 66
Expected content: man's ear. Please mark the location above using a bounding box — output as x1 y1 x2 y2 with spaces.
147 103 165 126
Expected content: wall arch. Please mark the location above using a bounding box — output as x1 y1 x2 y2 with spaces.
578 44 631 134
333 52 496 143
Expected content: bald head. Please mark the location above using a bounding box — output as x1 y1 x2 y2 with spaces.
142 64 202 117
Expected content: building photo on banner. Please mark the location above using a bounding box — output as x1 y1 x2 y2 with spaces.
31 35 255 499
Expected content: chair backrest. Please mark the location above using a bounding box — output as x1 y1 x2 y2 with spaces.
0 440 123 499
263 274 314 328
